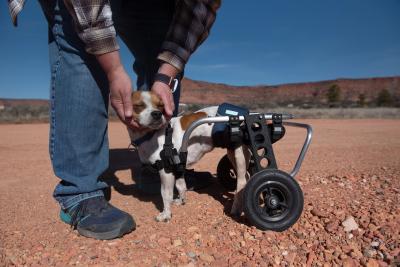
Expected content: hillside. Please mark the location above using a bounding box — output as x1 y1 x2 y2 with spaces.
180 76 400 108
1 76 399 111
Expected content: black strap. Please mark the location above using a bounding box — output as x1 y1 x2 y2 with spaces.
131 131 156 147
153 73 178 92
148 123 187 176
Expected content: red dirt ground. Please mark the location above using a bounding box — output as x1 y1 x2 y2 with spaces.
0 120 399 266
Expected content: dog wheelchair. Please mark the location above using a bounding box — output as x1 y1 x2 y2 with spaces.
178 105 313 232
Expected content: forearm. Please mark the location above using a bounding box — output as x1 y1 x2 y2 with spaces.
158 63 180 78
96 51 124 81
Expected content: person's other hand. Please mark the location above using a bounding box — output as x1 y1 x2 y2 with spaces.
108 66 140 129
151 81 175 121
96 51 139 129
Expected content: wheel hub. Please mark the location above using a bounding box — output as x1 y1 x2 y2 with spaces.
267 196 279 209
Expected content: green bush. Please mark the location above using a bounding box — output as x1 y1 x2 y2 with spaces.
326 84 341 106
358 93 366 107
376 89 393 107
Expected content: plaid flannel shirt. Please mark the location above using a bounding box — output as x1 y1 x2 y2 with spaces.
8 0 220 71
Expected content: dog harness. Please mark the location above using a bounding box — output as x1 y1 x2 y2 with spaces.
211 103 249 148
142 123 187 176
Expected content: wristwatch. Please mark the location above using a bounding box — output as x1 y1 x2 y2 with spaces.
154 73 179 93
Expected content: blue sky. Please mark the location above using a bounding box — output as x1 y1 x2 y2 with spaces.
1 0 399 99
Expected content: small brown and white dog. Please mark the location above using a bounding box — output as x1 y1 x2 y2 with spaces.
128 91 251 222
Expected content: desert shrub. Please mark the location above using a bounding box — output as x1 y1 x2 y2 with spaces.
376 89 394 107
326 84 341 107
358 93 366 107
0 105 49 123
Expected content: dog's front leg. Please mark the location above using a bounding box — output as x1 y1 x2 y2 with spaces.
156 170 175 222
174 176 187 205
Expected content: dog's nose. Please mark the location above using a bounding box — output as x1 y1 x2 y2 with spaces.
151 110 162 120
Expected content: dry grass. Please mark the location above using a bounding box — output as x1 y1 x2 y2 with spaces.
255 107 400 119
1 105 399 124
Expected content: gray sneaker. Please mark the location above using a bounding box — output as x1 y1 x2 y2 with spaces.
60 196 135 240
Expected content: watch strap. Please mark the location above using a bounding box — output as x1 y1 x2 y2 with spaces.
154 73 179 93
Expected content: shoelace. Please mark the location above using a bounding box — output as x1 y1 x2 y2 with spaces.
69 197 109 229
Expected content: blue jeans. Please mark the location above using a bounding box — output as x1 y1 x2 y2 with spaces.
46 0 180 209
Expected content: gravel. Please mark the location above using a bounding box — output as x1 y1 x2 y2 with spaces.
1 120 399 266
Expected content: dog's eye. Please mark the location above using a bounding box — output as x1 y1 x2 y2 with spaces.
133 104 145 112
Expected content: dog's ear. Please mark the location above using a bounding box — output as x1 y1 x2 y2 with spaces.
131 91 142 103
131 91 146 115
150 92 164 111
180 112 207 130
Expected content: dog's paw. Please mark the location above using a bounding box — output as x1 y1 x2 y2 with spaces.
155 212 171 222
173 198 186 206
230 205 243 218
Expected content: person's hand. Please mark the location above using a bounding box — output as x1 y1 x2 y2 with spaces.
152 63 180 120
108 66 140 129
96 51 139 129
151 81 175 121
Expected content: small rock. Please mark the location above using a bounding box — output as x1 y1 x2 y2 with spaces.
243 232 252 240
158 237 171 246
228 231 236 237
347 233 354 239
311 207 328 218
306 251 315 266
173 239 183 247
247 247 255 258
370 241 379 248
199 253 214 263
366 259 379 267
192 233 201 240
350 248 363 259
240 241 246 247
282 250 288 256
187 226 199 233
363 248 377 258
342 216 359 232
325 222 337 233
274 255 281 265
343 258 357 267
186 251 196 259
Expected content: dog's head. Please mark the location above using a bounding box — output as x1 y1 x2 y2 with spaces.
131 91 167 130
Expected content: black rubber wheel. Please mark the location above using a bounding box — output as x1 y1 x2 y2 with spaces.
216 155 237 191
243 169 303 231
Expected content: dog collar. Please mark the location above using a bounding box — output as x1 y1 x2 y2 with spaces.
131 131 157 147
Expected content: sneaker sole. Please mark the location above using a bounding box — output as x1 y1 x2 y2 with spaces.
77 217 136 240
